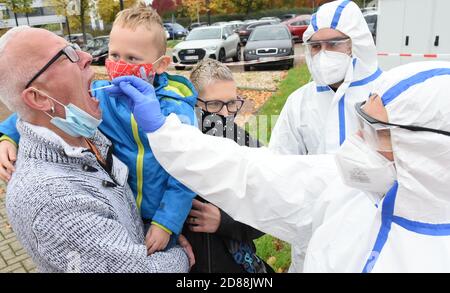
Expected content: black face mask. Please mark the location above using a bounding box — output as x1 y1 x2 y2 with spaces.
196 107 261 147
197 107 236 137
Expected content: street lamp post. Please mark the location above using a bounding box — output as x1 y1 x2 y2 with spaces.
119 0 124 10
206 0 211 25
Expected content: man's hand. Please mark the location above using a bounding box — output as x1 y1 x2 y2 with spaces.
145 224 171 255
0 140 17 182
106 76 166 133
187 199 221 233
178 234 195 268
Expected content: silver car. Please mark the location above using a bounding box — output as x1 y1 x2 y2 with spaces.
243 24 295 71
172 25 241 70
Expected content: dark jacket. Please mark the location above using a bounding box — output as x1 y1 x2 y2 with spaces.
182 109 272 273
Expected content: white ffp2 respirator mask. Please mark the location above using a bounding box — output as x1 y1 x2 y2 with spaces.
310 50 352 86
335 134 396 197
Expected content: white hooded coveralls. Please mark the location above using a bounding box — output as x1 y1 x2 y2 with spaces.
146 61 450 272
269 0 383 272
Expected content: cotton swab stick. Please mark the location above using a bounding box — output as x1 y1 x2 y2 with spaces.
89 84 115 92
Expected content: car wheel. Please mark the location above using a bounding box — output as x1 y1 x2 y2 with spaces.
244 65 251 72
175 66 186 70
287 59 294 69
233 44 241 62
218 48 226 63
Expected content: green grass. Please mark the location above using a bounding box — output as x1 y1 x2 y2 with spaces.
258 64 310 117
167 40 182 48
255 235 292 273
252 64 311 272
244 64 311 145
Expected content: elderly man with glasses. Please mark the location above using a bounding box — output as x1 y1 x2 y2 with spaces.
0 26 190 272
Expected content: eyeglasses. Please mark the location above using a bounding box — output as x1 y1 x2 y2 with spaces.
355 101 450 152
303 37 351 56
198 97 244 114
25 44 80 89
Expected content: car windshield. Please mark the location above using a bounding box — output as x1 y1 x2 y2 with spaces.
249 27 290 41
186 28 222 40
97 38 108 45
172 23 184 30
86 40 95 47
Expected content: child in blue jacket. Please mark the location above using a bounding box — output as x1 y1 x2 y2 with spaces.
0 4 196 254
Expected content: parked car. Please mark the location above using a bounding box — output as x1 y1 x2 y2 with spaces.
211 21 228 26
363 11 378 42
244 24 295 71
65 33 93 49
283 14 311 43
164 22 189 39
243 19 258 24
228 21 245 32
172 25 241 70
164 27 170 39
237 20 279 44
259 16 281 23
85 36 109 65
281 13 297 21
188 22 208 31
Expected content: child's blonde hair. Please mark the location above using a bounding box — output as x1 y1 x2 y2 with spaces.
113 1 166 56
190 58 235 94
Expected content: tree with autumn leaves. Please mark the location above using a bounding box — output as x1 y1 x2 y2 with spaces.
177 0 332 20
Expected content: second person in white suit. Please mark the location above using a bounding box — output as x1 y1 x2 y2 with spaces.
269 0 383 272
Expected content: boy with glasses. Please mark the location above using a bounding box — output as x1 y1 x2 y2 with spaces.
181 58 273 273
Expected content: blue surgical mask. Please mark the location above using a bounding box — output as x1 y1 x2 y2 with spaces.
32 88 102 138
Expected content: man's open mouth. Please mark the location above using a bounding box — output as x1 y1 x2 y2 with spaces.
87 75 101 114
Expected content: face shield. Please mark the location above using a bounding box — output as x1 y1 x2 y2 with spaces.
303 37 352 59
355 100 450 152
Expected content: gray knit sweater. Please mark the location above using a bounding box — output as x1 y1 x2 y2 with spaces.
6 120 189 273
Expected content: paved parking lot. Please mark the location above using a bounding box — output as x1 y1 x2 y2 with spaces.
0 181 36 273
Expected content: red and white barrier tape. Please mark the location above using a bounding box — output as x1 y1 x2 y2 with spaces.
377 52 450 58
170 54 304 68
92 51 450 69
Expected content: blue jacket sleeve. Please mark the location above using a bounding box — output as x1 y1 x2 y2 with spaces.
151 174 196 235
151 99 197 235
0 113 20 144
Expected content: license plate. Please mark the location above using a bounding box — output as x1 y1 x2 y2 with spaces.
259 57 275 62
185 55 199 60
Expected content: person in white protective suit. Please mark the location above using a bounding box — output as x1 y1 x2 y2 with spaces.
270 0 382 156
107 60 450 273
269 0 382 272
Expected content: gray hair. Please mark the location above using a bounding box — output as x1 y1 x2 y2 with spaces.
0 25 35 116
190 58 234 94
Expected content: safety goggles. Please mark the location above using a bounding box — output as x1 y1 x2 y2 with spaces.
303 37 351 57
198 97 244 114
355 101 450 152
25 44 81 89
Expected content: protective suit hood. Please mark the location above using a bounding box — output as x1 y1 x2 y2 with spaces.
373 61 450 223
303 0 379 88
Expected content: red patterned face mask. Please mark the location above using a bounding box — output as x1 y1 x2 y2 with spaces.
105 56 164 83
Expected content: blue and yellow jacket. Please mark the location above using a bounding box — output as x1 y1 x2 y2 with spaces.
0 72 197 235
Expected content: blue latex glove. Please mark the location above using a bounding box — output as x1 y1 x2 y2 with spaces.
106 76 166 133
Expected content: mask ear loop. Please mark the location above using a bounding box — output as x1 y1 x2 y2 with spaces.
30 87 63 119
43 105 56 120
150 56 166 84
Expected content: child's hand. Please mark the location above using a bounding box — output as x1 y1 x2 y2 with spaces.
0 140 17 182
145 224 171 255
